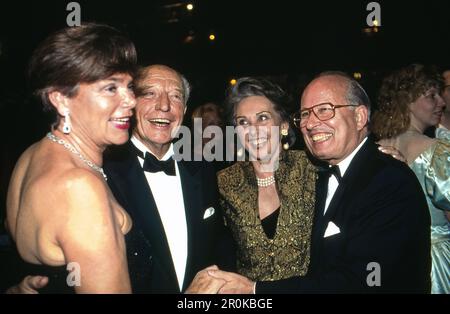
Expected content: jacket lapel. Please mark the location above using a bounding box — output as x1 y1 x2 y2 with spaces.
105 143 179 289
319 139 375 232
311 139 377 264
177 160 202 291
311 170 330 259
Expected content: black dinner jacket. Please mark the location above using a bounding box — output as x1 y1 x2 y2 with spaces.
103 142 234 293
258 139 431 293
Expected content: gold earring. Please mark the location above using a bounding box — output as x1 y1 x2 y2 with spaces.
281 128 289 150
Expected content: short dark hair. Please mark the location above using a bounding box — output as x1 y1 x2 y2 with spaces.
29 23 137 112
225 77 291 125
224 76 295 145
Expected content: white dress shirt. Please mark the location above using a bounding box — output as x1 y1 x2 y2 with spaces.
131 136 188 290
324 137 368 214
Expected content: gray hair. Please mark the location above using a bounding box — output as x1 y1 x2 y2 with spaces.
180 74 191 106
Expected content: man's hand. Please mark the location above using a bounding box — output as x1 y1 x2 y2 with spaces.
378 145 407 163
207 269 255 294
185 265 226 294
5 275 48 294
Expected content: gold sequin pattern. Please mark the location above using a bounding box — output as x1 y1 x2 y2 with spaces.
217 150 316 281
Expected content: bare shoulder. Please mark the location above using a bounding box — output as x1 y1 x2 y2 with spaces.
50 169 121 247
412 133 436 147
405 135 436 163
24 168 113 231
53 168 111 217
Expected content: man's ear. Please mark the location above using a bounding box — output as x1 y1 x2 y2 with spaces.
48 90 70 116
355 105 369 130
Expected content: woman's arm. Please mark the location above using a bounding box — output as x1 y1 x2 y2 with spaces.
55 169 131 293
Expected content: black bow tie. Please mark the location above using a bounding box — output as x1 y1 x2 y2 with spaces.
321 165 342 183
143 152 176 176
132 145 176 176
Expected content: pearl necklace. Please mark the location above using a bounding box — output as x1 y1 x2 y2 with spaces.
46 132 107 181
256 175 275 187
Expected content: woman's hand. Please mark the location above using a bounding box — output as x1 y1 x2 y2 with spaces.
5 275 48 294
378 145 407 163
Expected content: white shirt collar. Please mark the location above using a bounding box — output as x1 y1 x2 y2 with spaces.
335 137 368 176
131 135 174 161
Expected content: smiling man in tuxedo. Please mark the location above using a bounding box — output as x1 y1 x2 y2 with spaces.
102 64 234 293
209 72 431 293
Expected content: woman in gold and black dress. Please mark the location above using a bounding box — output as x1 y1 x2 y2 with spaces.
217 77 316 281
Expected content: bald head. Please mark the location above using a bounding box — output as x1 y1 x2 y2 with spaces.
302 74 348 107
302 72 371 119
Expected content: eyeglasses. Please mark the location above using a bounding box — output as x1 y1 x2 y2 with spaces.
292 102 360 127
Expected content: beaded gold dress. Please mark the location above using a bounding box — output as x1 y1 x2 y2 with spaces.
217 150 316 281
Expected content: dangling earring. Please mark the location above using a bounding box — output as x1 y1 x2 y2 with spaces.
236 147 244 158
281 128 289 150
63 109 71 134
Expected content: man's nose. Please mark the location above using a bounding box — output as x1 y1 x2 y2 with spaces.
305 112 321 130
156 92 170 111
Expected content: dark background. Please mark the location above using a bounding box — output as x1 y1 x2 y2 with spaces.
1 0 449 224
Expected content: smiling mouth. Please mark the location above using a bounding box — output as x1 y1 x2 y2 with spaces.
311 133 332 142
149 118 171 126
110 117 130 122
249 137 268 147
109 117 131 129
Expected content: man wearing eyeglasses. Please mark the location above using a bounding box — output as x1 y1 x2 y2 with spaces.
209 72 431 293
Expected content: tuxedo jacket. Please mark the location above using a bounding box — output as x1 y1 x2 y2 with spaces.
103 142 235 293
257 139 431 293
